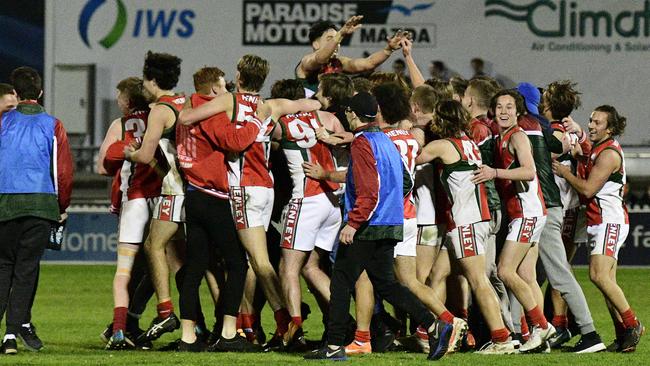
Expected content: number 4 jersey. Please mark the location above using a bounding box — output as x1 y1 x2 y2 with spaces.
277 111 340 198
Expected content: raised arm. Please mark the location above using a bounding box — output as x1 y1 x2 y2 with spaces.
97 118 123 175
401 38 425 88
340 30 407 74
298 15 363 75
178 92 233 125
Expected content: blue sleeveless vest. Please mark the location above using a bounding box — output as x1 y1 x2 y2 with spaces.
344 130 404 227
0 108 57 194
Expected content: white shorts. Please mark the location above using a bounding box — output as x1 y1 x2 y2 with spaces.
447 221 490 259
118 198 155 243
280 193 341 252
152 195 185 223
562 207 588 245
230 186 274 231
506 216 547 244
394 218 417 257
417 224 445 247
587 223 629 260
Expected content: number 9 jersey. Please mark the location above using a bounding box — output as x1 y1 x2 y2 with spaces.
277 111 340 198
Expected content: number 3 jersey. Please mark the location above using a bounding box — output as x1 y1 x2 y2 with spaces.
440 134 491 229
120 109 162 200
229 92 274 188
384 127 418 219
276 111 340 198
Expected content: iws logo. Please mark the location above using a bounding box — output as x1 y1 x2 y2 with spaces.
379 2 435 16
79 0 127 49
485 0 650 38
78 0 196 49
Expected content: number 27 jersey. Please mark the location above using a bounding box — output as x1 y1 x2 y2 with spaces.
277 111 340 198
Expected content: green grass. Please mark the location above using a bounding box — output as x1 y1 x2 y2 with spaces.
0 266 647 365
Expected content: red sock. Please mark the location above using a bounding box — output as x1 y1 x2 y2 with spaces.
613 318 626 339
156 300 173 319
552 315 568 328
236 313 243 329
439 310 455 324
458 308 469 321
416 325 429 340
520 315 530 339
112 307 128 333
490 327 510 343
526 306 549 329
354 329 371 343
291 316 303 328
621 309 639 329
274 308 291 335
241 313 255 330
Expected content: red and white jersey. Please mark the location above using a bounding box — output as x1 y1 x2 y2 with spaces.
441 134 491 228
495 126 547 219
229 92 273 188
155 94 187 196
384 127 418 219
278 111 340 198
119 109 162 200
585 138 628 225
110 170 122 215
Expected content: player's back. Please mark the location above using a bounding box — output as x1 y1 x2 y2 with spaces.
120 109 161 199
278 111 339 198
441 134 490 227
229 92 273 188
384 127 418 219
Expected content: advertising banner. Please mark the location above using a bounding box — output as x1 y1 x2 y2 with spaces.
43 210 650 265
46 0 650 145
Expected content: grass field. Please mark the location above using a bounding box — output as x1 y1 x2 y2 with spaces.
0 265 647 365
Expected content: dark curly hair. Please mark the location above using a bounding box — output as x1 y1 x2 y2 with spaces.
142 51 182 90
542 80 581 120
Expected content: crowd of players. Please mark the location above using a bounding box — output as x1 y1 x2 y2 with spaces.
87 16 645 360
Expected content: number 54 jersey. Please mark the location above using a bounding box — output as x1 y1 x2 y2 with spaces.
276 111 340 198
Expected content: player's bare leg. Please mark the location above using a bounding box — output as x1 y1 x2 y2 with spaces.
145 219 179 305
239 227 285 311
416 245 439 285
301 248 331 303
518 244 543 311
459 256 507 332
348 271 374 354
429 249 450 303
499 241 553 353
278 248 309 348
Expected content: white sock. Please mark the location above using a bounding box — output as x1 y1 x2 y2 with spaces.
22 323 31 328
3 334 16 342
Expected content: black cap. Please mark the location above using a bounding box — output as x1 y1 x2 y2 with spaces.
343 91 378 119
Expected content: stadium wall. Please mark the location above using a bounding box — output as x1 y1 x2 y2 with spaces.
45 0 650 145
42 209 650 265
